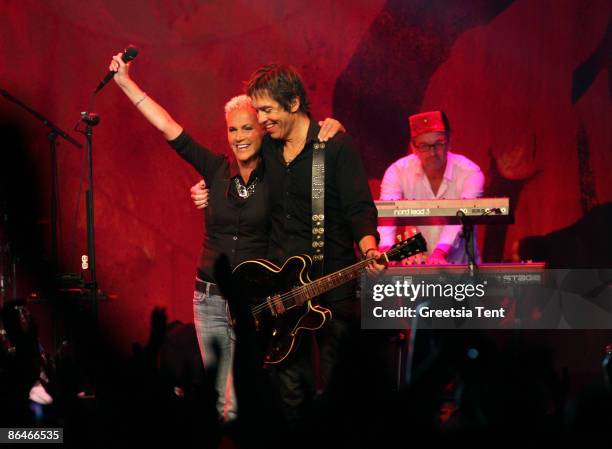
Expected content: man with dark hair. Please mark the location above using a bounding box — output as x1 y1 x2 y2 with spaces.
246 63 384 426
246 64 311 117
378 110 484 264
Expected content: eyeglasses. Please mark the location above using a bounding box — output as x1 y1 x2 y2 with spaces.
413 140 448 153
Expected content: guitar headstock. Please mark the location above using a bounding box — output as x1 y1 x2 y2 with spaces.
386 233 427 263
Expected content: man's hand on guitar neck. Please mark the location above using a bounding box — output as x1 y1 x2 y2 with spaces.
359 235 385 277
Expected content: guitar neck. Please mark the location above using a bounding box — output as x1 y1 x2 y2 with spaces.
278 234 424 310
291 258 373 307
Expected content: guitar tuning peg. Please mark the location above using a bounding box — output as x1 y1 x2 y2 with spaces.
396 234 402 242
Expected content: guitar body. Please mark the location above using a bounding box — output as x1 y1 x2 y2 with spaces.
231 233 427 365
232 255 332 365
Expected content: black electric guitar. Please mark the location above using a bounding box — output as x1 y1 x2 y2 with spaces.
231 233 427 364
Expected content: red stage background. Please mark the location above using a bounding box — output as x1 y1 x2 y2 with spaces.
1 0 610 358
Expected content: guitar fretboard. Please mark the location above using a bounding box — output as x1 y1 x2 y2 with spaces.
250 233 425 319
283 238 423 308
292 259 371 305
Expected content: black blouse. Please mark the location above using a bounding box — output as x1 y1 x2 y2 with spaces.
168 131 270 282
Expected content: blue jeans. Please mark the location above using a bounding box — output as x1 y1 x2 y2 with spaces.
193 284 237 421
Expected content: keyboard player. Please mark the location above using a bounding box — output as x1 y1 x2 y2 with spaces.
378 111 485 264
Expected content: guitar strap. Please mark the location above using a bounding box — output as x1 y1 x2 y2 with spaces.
311 139 325 394
311 140 325 277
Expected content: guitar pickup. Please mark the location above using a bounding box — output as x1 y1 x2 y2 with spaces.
266 294 286 316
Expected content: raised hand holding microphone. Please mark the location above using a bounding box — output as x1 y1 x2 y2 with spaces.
107 50 182 140
95 45 138 93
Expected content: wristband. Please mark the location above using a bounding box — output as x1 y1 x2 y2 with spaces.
134 92 148 107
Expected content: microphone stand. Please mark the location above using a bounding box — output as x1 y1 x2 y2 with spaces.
0 87 83 353
80 111 100 327
457 210 477 276
0 86 83 286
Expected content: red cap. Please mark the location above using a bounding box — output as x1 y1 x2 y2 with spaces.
409 111 447 138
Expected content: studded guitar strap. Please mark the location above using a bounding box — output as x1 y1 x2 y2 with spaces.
311 140 325 277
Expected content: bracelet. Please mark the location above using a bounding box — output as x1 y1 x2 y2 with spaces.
134 92 147 107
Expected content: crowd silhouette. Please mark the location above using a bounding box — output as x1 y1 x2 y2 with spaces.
2 254 612 448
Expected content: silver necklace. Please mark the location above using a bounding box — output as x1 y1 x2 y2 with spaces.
234 177 258 198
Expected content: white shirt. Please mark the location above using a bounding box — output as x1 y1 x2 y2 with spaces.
378 151 485 264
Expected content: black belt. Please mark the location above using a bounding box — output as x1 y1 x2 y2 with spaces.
195 278 223 296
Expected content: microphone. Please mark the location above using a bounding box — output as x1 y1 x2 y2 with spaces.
94 45 139 93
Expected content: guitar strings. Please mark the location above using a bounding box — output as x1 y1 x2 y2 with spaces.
250 258 371 316
250 243 417 316
250 242 421 317
251 257 371 314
